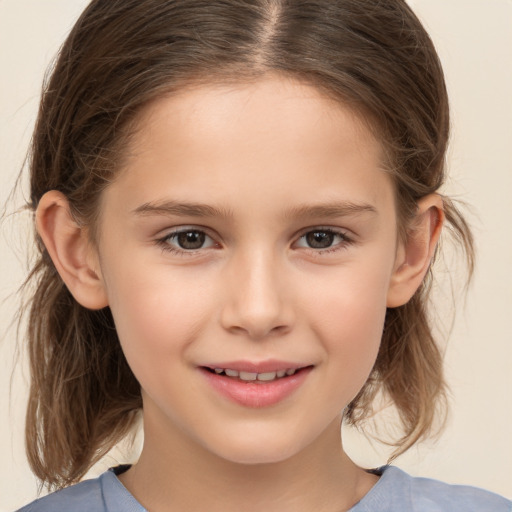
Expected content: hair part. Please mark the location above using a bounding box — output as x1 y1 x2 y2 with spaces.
23 0 473 489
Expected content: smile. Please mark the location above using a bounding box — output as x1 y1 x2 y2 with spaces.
209 368 298 382
200 364 313 408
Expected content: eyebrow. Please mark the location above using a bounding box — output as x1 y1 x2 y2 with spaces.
132 200 234 219
283 201 378 220
132 200 377 219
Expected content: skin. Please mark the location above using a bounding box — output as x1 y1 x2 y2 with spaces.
37 75 443 512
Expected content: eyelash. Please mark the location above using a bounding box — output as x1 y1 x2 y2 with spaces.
295 227 353 255
156 228 218 256
156 227 353 256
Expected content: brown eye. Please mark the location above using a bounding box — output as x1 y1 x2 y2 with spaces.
158 228 218 254
294 228 351 254
176 230 206 250
305 230 336 249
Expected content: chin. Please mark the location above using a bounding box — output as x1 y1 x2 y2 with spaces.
205 430 310 466
219 449 298 467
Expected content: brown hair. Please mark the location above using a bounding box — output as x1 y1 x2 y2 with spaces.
24 0 473 489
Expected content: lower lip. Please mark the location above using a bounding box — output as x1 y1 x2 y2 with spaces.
200 367 312 408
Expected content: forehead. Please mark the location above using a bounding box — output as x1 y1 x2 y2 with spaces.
132 75 379 157
107 75 393 220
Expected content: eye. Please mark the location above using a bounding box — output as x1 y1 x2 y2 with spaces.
295 228 350 251
158 228 217 252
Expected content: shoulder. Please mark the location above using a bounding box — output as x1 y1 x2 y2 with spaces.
16 478 104 512
15 466 145 512
406 468 511 511
353 466 512 512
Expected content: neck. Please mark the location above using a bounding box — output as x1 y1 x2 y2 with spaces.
119 414 378 512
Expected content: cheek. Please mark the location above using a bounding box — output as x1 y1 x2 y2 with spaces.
320 293 385 373
103 261 214 367
303 260 391 385
306 257 390 335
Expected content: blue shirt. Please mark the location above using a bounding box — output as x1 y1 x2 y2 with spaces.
17 465 511 511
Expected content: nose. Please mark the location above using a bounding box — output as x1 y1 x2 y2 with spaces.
220 249 294 340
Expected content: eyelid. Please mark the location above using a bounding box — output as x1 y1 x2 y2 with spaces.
154 225 354 257
156 226 220 254
293 226 354 253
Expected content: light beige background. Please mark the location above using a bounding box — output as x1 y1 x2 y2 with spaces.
1 0 511 509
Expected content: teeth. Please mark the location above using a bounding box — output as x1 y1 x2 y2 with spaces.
257 371 277 381
239 371 258 381
212 367 300 381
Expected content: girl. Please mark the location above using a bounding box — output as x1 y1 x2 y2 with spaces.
7 0 511 510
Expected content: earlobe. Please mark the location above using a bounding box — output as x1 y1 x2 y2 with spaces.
386 194 444 308
36 190 108 310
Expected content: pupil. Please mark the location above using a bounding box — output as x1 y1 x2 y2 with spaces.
306 231 333 249
177 231 205 250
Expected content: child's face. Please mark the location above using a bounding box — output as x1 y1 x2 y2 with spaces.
95 76 402 464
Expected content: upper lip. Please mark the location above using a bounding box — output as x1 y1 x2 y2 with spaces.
201 360 310 373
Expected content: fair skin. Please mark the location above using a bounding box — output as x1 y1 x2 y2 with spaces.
37 75 443 512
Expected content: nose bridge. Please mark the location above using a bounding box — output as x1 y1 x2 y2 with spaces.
220 245 292 339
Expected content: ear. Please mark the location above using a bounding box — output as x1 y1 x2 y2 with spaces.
386 194 444 308
36 190 108 310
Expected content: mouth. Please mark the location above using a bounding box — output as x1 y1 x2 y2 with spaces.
202 366 306 382
199 364 313 408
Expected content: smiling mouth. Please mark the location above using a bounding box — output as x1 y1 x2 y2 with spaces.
202 366 310 382
200 365 314 407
